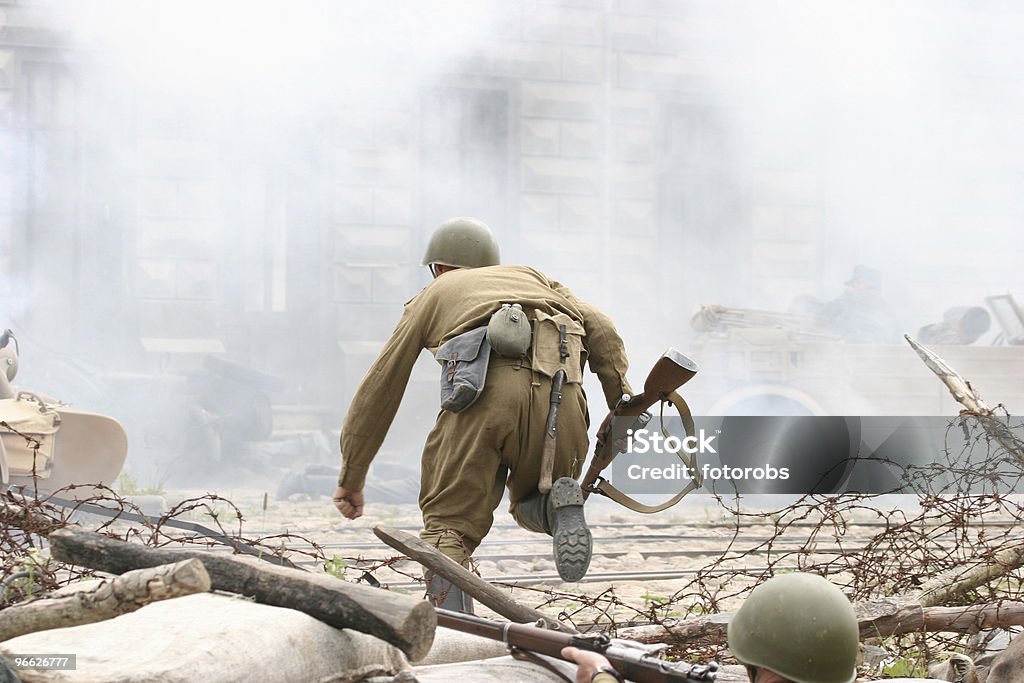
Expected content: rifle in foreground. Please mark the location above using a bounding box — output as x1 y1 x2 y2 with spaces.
436 608 716 683
580 348 699 511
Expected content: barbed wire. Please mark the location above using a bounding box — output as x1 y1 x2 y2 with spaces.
4 413 1024 676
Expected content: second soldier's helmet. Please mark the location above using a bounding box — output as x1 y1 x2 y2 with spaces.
421 217 500 269
728 573 859 683
845 264 882 289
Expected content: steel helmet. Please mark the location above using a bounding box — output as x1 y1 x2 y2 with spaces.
421 217 500 269
728 573 859 683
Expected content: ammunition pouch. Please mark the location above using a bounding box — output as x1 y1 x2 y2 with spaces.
435 327 491 413
0 392 61 481
530 311 585 384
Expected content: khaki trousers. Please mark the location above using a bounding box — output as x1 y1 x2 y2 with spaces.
418 356 589 564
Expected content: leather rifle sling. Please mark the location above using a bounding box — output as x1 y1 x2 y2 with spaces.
589 391 702 514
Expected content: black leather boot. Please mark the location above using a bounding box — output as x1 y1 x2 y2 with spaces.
547 477 592 582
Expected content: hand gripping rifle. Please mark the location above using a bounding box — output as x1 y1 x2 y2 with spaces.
580 348 701 514
436 608 717 683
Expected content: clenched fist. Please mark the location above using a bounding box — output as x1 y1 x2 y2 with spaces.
332 485 365 519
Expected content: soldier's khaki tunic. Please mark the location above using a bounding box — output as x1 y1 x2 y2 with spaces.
339 265 630 563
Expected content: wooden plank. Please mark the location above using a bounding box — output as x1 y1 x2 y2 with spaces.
373 525 575 633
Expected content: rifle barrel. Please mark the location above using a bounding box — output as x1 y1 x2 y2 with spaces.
436 608 510 641
435 609 717 683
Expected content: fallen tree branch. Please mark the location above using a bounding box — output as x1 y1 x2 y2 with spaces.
373 525 572 632
0 558 210 641
905 335 1024 464
615 600 1024 644
615 612 730 644
915 541 1024 607
905 335 991 414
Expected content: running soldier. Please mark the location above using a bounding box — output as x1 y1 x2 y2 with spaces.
332 217 632 610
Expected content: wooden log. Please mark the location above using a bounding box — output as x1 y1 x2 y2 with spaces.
905 335 1024 463
861 600 1024 639
921 603 1024 633
374 525 574 632
47 527 436 661
905 335 990 414
915 541 1024 607
0 558 210 641
616 600 1024 644
616 613 731 644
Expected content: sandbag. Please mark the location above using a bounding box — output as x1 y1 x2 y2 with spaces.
416 626 508 665
412 654 574 682
0 393 60 479
927 652 982 683
0 592 410 683
7 408 127 496
985 631 1024 683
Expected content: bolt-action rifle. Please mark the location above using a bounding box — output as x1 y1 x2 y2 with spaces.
579 348 700 513
436 608 717 683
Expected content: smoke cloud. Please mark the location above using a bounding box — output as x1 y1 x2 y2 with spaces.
4 1 1023 489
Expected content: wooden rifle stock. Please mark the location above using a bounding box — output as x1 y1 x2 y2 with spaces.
435 608 717 683
580 348 698 500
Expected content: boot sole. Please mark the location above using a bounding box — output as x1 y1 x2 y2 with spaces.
550 477 592 582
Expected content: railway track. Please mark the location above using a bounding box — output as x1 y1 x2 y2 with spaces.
301 533 881 550
382 565 799 589
265 525 963 587
291 518 1023 537
189 518 978 560
155 511 1011 588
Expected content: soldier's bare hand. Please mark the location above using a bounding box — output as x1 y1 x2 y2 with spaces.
561 647 615 683
595 409 629 455
595 409 616 447
332 485 365 520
